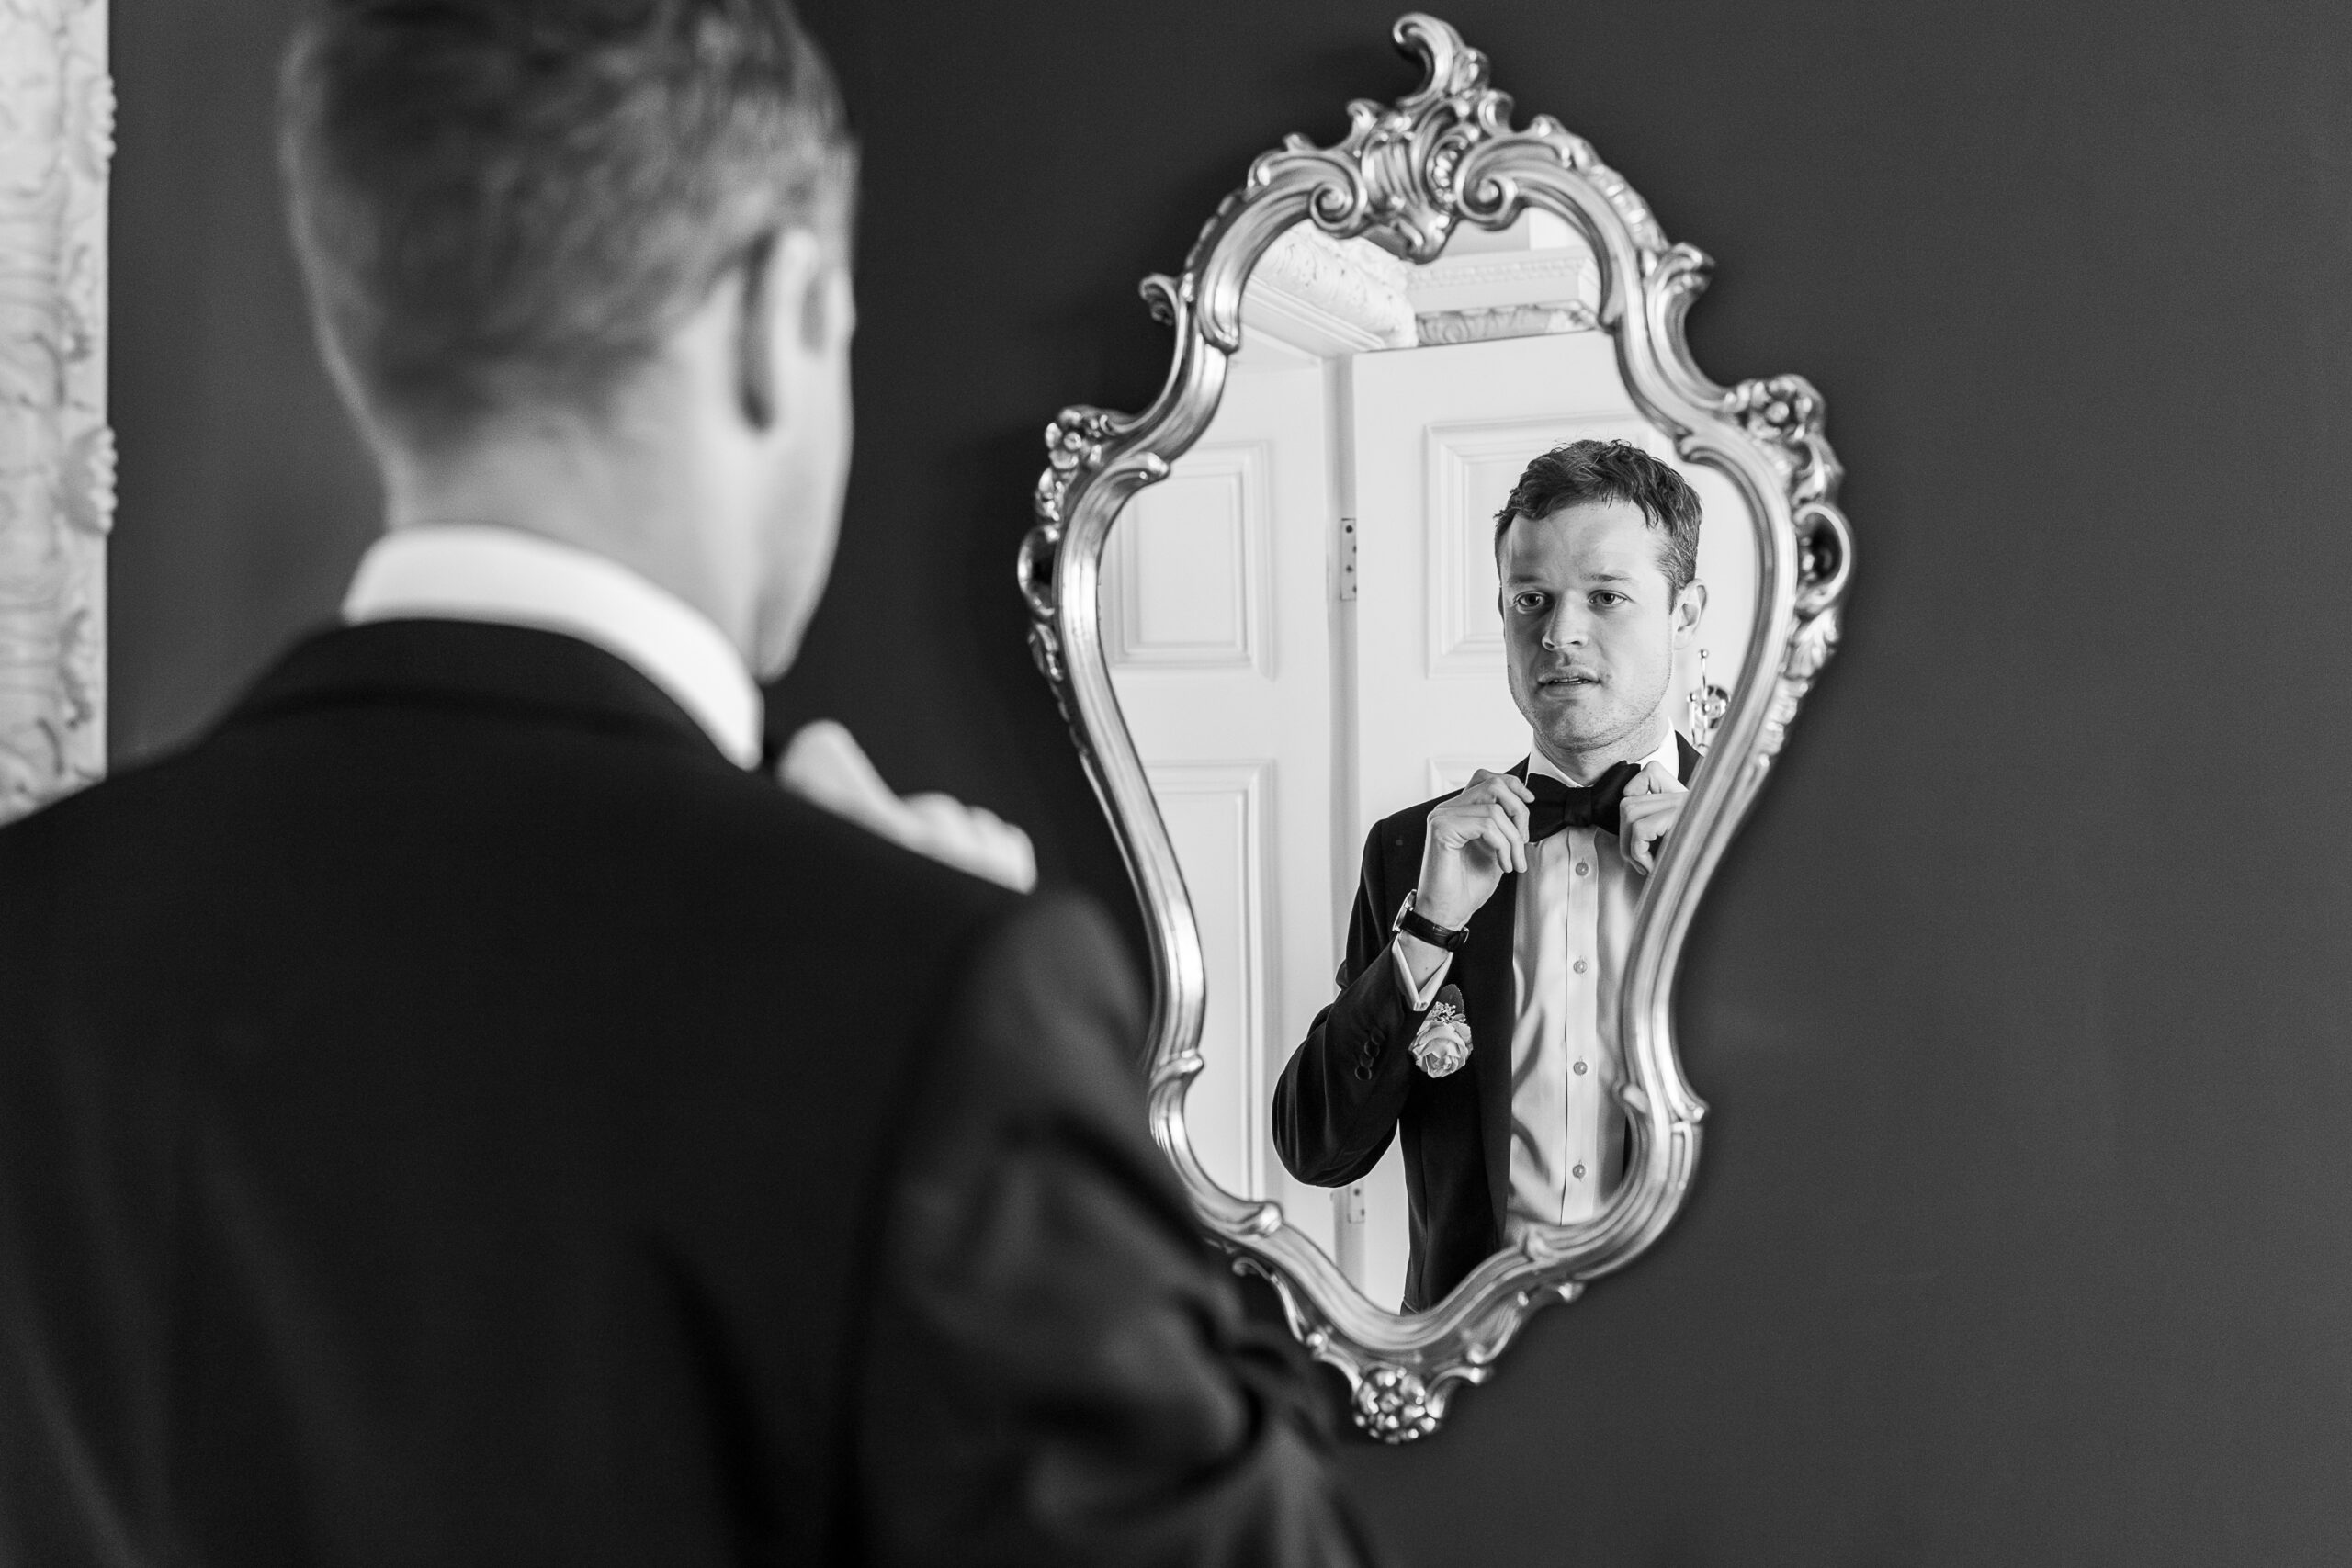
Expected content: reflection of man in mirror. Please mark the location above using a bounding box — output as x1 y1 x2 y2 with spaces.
1275 440 1706 1312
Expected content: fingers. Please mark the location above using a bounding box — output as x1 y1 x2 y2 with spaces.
904 794 1039 892
1464 768 1534 805
1616 789 1685 876
1620 759 1681 797
1438 802 1523 873
777 718 899 827
1624 825 1657 876
1464 768 1532 844
1480 802 1526 874
1618 763 1688 873
779 722 1039 891
1435 782 1530 869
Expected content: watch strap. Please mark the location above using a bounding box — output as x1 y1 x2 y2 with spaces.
1393 889 1469 952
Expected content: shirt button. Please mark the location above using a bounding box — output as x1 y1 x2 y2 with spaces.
1573 1060 1588 1075
1572 958 1588 974
1574 861 1590 876
1572 1163 1587 1179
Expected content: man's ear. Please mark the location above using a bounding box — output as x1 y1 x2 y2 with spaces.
730 228 831 432
732 231 778 431
1671 580 1708 647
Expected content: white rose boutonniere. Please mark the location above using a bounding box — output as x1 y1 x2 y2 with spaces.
1409 984 1473 1078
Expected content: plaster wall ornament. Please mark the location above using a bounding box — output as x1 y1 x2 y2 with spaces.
1239 224 1417 357
1403 245 1597 314
1414 301 1596 345
0 0 111 822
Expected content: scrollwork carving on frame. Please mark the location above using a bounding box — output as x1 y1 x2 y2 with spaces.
1018 12 1852 1439
0 0 112 822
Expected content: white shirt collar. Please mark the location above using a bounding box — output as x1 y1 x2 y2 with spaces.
342 524 764 769
1525 728 1679 787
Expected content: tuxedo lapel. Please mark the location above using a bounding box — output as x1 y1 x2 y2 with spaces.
1462 869 1517 1243
1463 757 1532 1242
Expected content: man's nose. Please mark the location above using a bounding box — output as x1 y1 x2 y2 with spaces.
1540 603 1587 651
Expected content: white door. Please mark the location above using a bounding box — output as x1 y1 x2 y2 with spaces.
1104 360 1346 1259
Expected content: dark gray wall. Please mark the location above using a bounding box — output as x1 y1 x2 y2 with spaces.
113 3 2352 1564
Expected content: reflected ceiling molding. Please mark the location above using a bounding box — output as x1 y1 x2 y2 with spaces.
1405 245 1596 313
1238 225 1417 360
0 0 112 822
1414 300 1596 345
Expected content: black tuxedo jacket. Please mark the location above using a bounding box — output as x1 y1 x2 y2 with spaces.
0 620 1376 1567
1272 736 1700 1313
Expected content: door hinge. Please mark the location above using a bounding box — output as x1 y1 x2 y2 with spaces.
1337 517 1358 602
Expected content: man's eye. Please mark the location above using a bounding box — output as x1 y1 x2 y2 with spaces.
1589 591 1626 608
1511 592 1547 614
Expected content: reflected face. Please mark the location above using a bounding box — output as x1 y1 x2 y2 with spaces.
1498 499 1703 770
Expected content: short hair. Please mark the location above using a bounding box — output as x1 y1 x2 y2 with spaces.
1492 439 1702 593
280 0 858 450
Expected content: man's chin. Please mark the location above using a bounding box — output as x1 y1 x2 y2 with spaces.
1528 685 1605 730
1533 707 1651 761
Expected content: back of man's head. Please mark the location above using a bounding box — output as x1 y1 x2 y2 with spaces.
280 0 857 456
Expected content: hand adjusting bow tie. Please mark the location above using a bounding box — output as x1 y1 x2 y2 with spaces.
1523 760 1645 841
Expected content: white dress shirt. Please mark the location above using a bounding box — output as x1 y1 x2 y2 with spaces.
343 524 764 769
1392 731 1682 1236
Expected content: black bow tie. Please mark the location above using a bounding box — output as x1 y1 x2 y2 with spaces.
1524 761 1644 841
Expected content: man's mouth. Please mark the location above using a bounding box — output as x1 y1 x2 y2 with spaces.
1536 671 1600 689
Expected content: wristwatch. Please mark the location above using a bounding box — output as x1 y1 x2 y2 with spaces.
1392 888 1469 952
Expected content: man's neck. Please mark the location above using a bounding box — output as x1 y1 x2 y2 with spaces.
379 422 756 665
1532 715 1673 784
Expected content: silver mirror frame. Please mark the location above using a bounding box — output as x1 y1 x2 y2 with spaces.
1017 12 1852 1442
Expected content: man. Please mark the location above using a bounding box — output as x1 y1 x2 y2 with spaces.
0 4 1377 1563
1273 441 1706 1313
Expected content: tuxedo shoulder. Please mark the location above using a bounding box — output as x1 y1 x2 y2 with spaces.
1361 789 1454 860
926 891 1147 1116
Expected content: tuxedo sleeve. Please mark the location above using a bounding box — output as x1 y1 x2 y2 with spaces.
1270 826 1429 1189
857 893 1383 1568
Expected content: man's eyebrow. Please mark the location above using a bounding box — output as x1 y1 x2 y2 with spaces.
1501 568 1642 587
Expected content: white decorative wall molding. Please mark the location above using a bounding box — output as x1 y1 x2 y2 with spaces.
1102 440 1273 673
0 0 111 822
1416 301 1596 346
1239 225 1416 358
1404 245 1598 315
1143 759 1274 1201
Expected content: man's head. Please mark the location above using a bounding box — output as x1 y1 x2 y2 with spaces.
1492 440 1706 773
281 0 858 677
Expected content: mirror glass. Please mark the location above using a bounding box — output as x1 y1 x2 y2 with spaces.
1101 211 1761 1313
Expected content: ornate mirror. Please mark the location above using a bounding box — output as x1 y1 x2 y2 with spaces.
1017 13 1850 1440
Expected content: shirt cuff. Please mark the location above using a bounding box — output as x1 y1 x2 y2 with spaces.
1389 936 1453 1012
